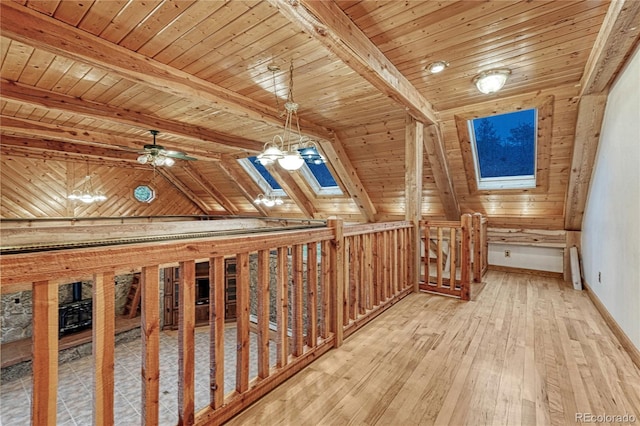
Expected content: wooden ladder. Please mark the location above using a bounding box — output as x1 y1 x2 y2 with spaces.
123 273 141 318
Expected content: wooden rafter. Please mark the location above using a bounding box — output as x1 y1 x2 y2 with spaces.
1 115 152 154
265 165 316 218
0 2 333 141
217 160 270 217
155 168 210 215
0 80 255 155
580 0 640 96
0 135 138 163
182 164 239 215
424 124 460 220
564 94 608 231
317 134 376 222
565 0 640 230
273 0 439 125
0 135 144 169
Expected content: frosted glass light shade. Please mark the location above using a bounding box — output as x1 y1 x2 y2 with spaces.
278 152 304 171
473 69 511 94
257 145 283 165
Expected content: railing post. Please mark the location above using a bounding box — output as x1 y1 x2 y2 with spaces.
328 218 344 347
93 271 115 426
178 260 195 425
460 214 472 301
141 265 160 426
473 213 483 283
32 280 58 425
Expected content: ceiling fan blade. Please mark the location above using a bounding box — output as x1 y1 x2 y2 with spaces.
165 151 197 161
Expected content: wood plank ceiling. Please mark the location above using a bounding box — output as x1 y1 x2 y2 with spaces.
1 0 639 228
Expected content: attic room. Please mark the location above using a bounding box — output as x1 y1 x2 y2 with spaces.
0 0 639 425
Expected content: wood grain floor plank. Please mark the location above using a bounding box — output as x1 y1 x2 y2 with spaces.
227 271 640 425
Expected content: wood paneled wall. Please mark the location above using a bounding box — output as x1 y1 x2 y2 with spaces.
0 157 203 218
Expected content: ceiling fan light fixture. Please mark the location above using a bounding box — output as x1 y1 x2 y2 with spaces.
426 60 449 74
473 69 511 94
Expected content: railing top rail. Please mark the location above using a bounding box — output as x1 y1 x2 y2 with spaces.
0 227 334 290
343 221 412 237
420 220 461 228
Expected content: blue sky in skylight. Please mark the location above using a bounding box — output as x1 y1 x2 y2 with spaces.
298 147 338 188
471 109 536 178
248 156 282 190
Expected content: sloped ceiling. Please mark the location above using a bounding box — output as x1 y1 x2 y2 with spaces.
1 0 639 228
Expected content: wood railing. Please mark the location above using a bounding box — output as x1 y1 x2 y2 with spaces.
0 219 413 425
419 213 488 300
341 221 414 339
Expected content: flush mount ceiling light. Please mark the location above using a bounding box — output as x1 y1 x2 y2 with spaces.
473 69 511 94
256 61 326 171
426 61 449 74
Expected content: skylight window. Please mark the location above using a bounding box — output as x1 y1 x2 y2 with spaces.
468 108 537 190
298 147 342 196
239 157 285 196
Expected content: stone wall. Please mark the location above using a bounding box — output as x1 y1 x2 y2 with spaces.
248 252 323 332
1 274 136 344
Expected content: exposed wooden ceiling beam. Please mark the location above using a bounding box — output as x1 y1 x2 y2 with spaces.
565 0 639 230
182 164 240 216
0 1 333 142
564 94 608 231
1 115 145 153
0 137 142 169
0 134 138 161
217 160 270 217
424 124 460 220
0 115 224 162
272 0 439 125
155 168 211 215
0 80 256 155
580 0 640 96
317 134 376 222
265 165 317 218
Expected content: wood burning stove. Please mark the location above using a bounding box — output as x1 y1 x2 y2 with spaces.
58 282 92 337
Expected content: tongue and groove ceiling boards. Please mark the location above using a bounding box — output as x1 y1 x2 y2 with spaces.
1 0 639 228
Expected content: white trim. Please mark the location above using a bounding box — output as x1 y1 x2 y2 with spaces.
298 164 343 196
237 158 286 196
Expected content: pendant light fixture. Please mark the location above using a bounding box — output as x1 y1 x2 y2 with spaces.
68 161 107 203
256 61 325 171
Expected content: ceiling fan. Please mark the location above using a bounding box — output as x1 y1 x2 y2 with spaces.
136 130 196 167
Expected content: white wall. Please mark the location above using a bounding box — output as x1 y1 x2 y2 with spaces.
488 244 564 272
581 46 640 350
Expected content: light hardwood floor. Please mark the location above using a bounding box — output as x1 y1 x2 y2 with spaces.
228 270 640 425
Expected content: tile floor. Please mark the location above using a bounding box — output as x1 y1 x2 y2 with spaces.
1 325 276 425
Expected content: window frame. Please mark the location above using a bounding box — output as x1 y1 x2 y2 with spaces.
467 108 538 191
455 95 553 194
298 163 343 196
237 158 286 197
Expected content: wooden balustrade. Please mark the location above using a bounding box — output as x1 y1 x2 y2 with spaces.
419 213 488 300
0 219 415 425
341 221 414 338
